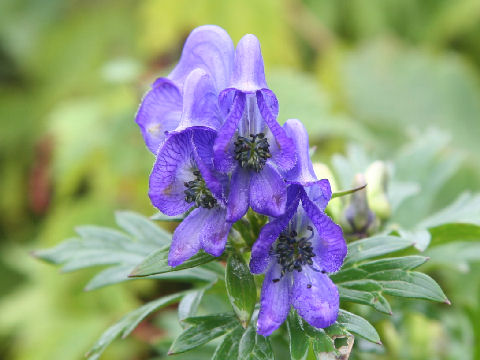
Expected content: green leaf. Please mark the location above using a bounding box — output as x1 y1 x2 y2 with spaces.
178 289 205 323
129 246 216 277
428 223 480 247
358 256 429 273
212 326 244 360
115 210 171 245
86 292 184 360
368 270 449 303
34 223 154 274
417 192 480 229
225 251 256 327
302 320 337 354
343 235 414 266
340 279 382 292
336 310 381 344
148 268 218 283
169 313 239 354
286 311 310 360
338 286 392 315
84 264 135 291
238 317 274 360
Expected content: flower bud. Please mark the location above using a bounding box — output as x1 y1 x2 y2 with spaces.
341 174 378 238
365 161 391 220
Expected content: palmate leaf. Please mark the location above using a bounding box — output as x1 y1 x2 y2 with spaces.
129 246 216 277
168 313 241 355
336 310 381 344
86 291 185 360
343 235 414 266
332 234 449 316
34 211 220 289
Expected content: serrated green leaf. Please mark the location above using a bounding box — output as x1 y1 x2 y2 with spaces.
330 268 368 283
75 225 132 243
212 326 244 360
367 270 449 303
169 313 239 354
225 252 256 327
286 311 310 360
129 246 216 277
332 256 429 284
429 223 480 246
358 256 429 272
337 310 381 344
178 289 205 323
343 236 413 266
338 286 392 315
34 236 149 272
84 264 135 291
417 193 480 228
340 279 383 292
115 210 171 245
86 292 184 360
238 318 274 360
148 268 218 283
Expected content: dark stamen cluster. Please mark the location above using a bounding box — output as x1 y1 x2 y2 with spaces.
271 226 316 278
184 170 217 209
234 133 271 172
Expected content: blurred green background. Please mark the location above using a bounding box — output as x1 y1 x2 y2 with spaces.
1 0 480 359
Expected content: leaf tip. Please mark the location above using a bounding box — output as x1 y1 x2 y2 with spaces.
376 340 383 346
444 298 451 306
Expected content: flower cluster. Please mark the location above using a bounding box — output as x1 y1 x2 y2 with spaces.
136 25 347 336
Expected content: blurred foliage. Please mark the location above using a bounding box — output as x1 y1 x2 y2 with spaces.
0 0 479 359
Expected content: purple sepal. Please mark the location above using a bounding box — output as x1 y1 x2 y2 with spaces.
168 25 234 92
291 269 339 329
135 78 182 153
257 262 291 336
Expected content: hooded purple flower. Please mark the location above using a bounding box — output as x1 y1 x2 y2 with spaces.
250 185 347 336
135 25 234 154
282 118 332 210
249 119 347 336
213 34 296 222
149 68 232 267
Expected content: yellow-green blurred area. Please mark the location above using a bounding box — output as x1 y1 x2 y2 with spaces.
1 0 480 359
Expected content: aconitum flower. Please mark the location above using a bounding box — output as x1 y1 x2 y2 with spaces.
135 25 234 154
149 69 232 267
249 119 347 336
213 34 296 221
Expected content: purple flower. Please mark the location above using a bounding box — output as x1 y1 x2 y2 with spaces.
213 34 296 222
149 68 232 267
282 118 332 210
135 25 234 154
250 185 347 336
249 119 347 336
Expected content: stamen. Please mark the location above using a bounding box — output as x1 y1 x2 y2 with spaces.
234 133 271 172
184 170 217 209
272 227 317 276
